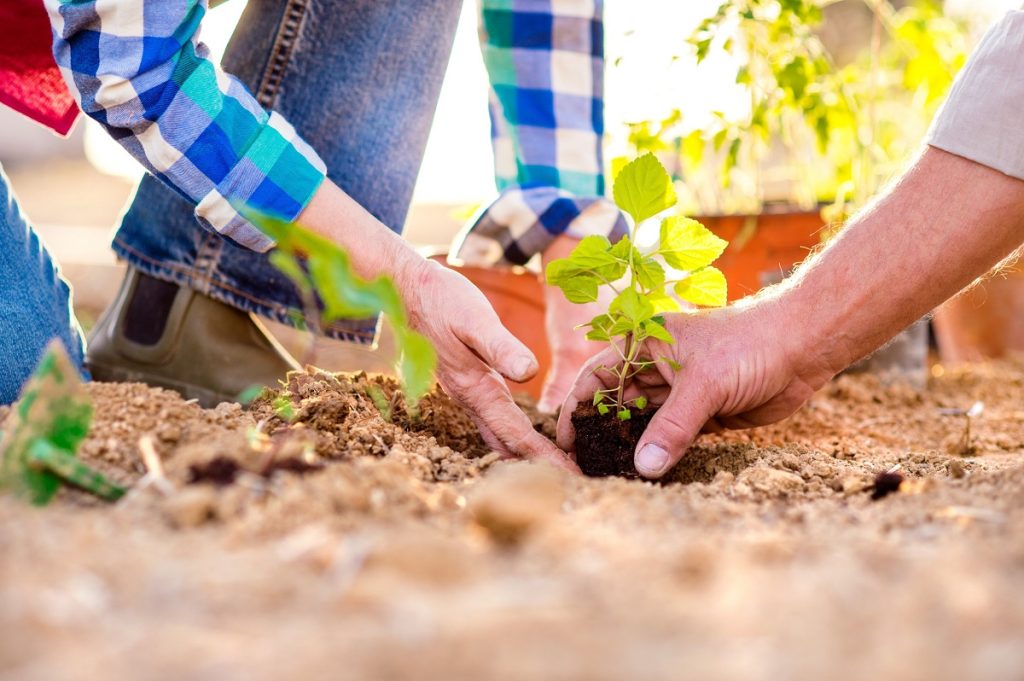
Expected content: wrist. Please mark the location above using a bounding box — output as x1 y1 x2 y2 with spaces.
757 285 851 391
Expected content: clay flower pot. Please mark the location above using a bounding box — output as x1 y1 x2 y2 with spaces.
698 208 824 300
933 266 1024 363
432 256 550 399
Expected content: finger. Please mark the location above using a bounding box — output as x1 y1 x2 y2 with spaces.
634 376 722 479
454 307 538 383
555 346 623 452
454 368 581 474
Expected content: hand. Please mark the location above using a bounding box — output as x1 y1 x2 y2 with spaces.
556 297 837 478
296 181 578 472
401 258 580 473
538 235 610 413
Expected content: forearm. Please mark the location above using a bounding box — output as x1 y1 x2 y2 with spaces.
778 147 1024 382
296 180 424 285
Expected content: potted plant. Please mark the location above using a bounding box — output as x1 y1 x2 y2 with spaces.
618 0 967 379
546 154 729 477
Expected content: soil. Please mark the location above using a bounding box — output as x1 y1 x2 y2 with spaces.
571 402 657 477
3 362 1024 680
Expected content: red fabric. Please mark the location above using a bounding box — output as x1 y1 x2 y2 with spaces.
0 0 79 136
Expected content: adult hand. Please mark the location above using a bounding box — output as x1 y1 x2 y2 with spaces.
538 235 610 413
400 258 580 473
556 298 837 478
296 180 579 473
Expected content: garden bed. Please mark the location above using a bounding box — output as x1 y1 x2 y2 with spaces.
2 362 1024 680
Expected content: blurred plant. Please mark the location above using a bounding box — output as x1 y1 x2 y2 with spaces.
624 0 969 221
546 154 728 419
245 210 437 407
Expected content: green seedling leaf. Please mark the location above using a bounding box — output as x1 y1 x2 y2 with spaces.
617 408 632 421
395 328 437 406
635 255 666 290
597 403 610 416
593 392 606 406
242 207 437 406
648 290 681 314
584 314 615 342
613 153 677 225
643 318 675 344
610 288 655 324
0 342 97 505
660 356 683 372
551 269 601 304
366 384 393 422
272 395 297 422
675 266 728 307
237 385 265 406
659 216 728 271
634 396 649 409
566 235 627 280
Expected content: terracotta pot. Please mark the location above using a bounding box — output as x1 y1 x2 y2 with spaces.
698 209 824 301
933 267 1024 363
432 256 550 398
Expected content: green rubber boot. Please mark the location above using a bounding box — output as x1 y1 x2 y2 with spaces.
86 268 300 407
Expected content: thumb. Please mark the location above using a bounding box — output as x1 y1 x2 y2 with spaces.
456 309 538 383
634 380 719 479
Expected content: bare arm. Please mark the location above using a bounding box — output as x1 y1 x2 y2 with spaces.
557 147 1024 477
786 147 1024 377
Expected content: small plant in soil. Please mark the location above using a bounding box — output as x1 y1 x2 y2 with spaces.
243 209 437 409
546 153 729 477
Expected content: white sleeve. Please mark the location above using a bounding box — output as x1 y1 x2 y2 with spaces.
927 10 1024 180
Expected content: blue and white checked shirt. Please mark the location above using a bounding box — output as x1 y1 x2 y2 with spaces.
455 0 628 267
45 0 624 262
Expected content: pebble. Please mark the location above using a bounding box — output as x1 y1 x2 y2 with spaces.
468 461 567 543
736 466 804 496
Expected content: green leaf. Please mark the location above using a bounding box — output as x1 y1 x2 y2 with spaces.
648 290 681 314
584 314 614 341
675 266 728 307
593 392 606 406
617 408 632 421
242 207 437 405
612 153 677 225
635 256 665 290
659 216 728 271
659 356 682 372
610 288 655 324
553 271 601 304
396 328 437 405
643 319 675 344
597 403 610 416
634 396 649 409
568 235 627 280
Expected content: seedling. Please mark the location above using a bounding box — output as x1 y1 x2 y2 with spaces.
243 209 437 407
546 153 730 419
938 401 983 456
0 342 125 505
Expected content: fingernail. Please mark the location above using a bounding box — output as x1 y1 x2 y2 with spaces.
512 356 535 379
636 444 671 477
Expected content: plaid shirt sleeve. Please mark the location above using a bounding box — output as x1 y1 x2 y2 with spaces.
451 0 627 268
44 0 326 253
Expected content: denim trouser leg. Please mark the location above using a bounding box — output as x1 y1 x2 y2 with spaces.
0 163 87 403
113 0 463 343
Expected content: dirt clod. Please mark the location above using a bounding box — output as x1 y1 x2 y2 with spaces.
571 403 657 477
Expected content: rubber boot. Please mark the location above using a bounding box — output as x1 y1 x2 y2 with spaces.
86 268 301 407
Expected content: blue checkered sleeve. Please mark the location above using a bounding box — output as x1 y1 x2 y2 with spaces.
451 0 627 267
45 0 326 252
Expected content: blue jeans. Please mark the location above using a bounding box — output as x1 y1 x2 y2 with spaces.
114 0 462 343
0 163 87 403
